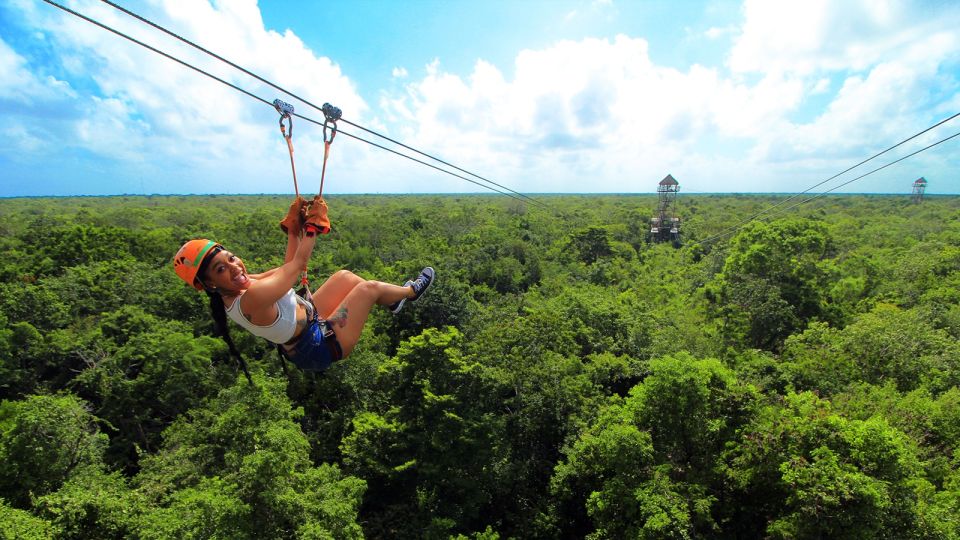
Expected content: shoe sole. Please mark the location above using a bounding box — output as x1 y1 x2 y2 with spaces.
390 280 413 314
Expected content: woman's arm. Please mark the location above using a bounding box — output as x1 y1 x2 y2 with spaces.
278 196 306 264
245 195 327 311
247 229 300 280
248 268 278 279
240 233 318 312
283 228 299 263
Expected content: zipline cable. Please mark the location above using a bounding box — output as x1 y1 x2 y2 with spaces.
41 0 540 207
97 0 545 208
697 131 959 245
45 0 951 219
697 114 960 245
758 130 960 220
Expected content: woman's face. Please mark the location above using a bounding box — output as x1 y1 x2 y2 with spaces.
202 249 250 294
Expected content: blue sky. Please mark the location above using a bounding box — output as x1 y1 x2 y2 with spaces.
1 0 958 196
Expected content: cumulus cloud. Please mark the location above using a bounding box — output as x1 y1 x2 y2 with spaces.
0 38 40 99
3 0 958 195
735 1 960 171
0 34 83 162
380 38 714 190
811 78 830 94
375 1 960 193
379 35 797 191
729 0 960 75
0 37 73 102
3 0 367 194
704 26 736 40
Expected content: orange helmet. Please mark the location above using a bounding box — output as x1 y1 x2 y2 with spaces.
173 239 222 290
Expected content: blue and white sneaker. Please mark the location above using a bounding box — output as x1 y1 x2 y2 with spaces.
409 267 434 300
389 267 435 314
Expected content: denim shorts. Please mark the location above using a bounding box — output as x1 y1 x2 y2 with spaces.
285 313 343 372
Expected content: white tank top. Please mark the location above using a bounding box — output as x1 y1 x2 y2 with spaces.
225 288 300 344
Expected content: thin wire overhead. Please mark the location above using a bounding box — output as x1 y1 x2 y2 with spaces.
766 130 960 218
41 0 543 207
37 0 956 220
96 0 544 207
696 115 960 245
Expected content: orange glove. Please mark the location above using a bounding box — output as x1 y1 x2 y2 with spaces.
279 196 307 234
304 195 330 235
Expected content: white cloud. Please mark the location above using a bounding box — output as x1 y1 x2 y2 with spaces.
0 124 44 154
0 37 73 102
0 38 37 99
3 0 958 195
776 56 953 161
375 37 722 191
743 12 960 170
811 78 830 94
0 35 81 160
729 0 960 75
375 0 960 193
379 35 799 191
4 0 368 194
704 25 736 40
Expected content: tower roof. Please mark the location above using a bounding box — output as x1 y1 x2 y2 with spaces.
914 177 927 186
660 174 679 186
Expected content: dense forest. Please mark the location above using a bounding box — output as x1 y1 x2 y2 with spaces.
1 193 959 539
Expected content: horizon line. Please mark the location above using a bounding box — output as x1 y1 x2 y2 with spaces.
2 192 957 200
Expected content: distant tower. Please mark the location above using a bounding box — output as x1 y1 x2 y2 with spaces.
911 177 927 203
649 174 681 246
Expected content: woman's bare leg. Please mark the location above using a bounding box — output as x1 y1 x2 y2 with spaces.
311 270 413 313
326 280 413 357
309 270 364 316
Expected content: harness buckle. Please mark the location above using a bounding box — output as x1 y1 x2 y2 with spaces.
318 319 343 361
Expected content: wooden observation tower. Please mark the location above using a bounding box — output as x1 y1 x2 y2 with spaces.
911 177 927 203
649 174 681 246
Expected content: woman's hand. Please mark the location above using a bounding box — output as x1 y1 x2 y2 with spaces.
304 195 331 235
279 196 307 234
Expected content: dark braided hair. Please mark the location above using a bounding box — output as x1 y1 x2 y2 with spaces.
198 251 253 384
204 290 252 382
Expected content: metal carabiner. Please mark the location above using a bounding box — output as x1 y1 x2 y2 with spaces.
273 99 294 138
321 102 341 144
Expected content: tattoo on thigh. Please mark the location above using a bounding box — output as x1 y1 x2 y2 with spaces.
330 306 348 327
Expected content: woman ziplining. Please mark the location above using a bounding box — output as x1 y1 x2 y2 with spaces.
172 100 434 376
172 202 433 373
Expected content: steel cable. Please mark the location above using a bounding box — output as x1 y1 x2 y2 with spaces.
696 115 959 245
41 0 540 206
97 0 545 207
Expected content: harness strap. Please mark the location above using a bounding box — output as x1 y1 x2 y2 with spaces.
319 319 344 361
318 102 340 197
281 123 299 198
273 99 299 198
272 99 342 298
319 140 331 197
